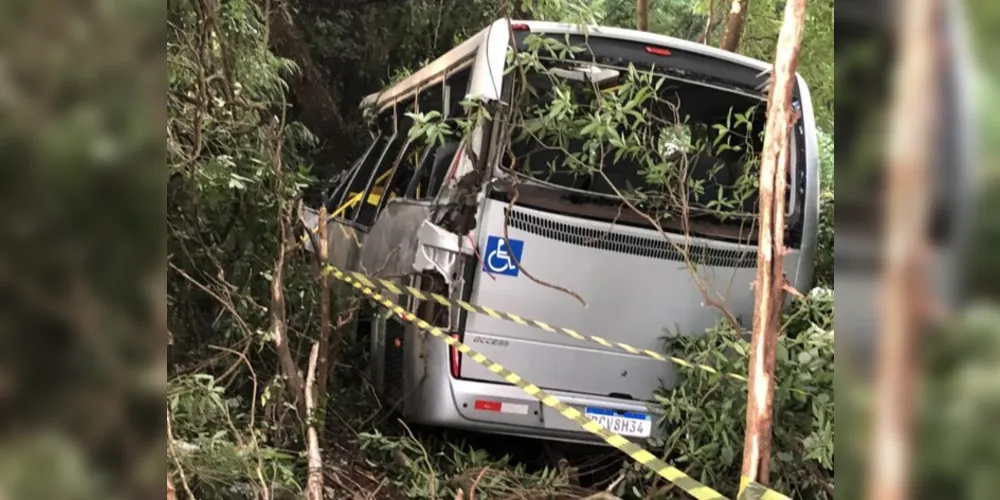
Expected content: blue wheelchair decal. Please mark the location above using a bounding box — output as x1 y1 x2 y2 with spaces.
483 235 524 277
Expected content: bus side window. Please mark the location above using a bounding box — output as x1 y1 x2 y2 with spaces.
329 133 388 221
426 140 460 199
404 144 436 199
353 112 414 227
372 137 424 215
405 119 461 200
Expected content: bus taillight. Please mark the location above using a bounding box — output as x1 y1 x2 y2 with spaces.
449 333 462 378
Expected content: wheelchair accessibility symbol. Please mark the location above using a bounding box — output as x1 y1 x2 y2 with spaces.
483 235 524 277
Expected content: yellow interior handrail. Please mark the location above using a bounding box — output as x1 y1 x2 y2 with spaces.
330 168 397 219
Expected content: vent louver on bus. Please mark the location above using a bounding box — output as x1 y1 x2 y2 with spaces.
505 208 757 268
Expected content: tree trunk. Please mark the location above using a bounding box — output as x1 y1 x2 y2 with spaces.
305 342 324 500
697 0 716 44
719 0 750 52
739 0 806 492
316 205 332 412
636 0 649 31
869 0 938 499
266 1 350 158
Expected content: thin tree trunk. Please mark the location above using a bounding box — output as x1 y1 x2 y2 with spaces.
697 0 716 44
316 205 332 414
740 0 806 491
305 342 324 500
267 117 306 417
302 205 333 500
869 0 938 498
719 0 750 52
266 1 350 158
636 0 649 31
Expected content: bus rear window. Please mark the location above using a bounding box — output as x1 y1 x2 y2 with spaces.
502 64 781 228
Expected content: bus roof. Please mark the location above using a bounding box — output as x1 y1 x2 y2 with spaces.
360 19 781 113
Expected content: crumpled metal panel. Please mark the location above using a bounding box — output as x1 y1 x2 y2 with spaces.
298 206 364 273
359 199 433 278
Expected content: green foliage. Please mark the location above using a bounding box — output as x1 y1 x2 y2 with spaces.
168 0 318 365
168 375 300 498
168 0 322 493
914 306 1000 499
635 290 834 499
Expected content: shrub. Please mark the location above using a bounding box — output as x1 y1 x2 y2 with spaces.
632 289 834 499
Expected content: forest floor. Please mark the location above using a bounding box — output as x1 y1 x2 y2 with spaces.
318 340 624 499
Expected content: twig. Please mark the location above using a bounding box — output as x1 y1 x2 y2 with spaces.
504 183 588 307
605 471 625 492
366 478 388 500
267 100 307 419
167 471 177 500
469 466 488 499
206 344 269 500
166 408 197 500
399 418 437 499
580 493 622 500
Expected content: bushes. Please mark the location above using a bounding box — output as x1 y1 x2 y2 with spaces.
167 375 300 498
634 289 834 499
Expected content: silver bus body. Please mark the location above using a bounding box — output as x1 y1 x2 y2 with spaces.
314 19 820 445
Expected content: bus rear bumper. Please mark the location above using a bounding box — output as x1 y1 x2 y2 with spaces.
406 373 663 446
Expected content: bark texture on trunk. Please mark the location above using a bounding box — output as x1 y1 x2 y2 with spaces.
719 0 750 52
869 0 939 499
636 0 650 31
739 0 806 492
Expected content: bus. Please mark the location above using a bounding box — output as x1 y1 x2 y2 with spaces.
312 19 820 444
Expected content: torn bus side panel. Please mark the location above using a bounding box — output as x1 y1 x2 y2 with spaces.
356 198 474 282
299 205 365 273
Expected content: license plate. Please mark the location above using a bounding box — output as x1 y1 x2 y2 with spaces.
584 407 652 438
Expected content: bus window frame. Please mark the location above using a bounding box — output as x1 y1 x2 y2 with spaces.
327 132 383 215
352 131 401 228
375 135 423 214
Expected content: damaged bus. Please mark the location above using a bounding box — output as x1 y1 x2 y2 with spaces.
307 19 819 444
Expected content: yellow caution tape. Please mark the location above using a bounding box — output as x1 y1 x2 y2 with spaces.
739 476 790 500
329 268 730 500
323 263 749 384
